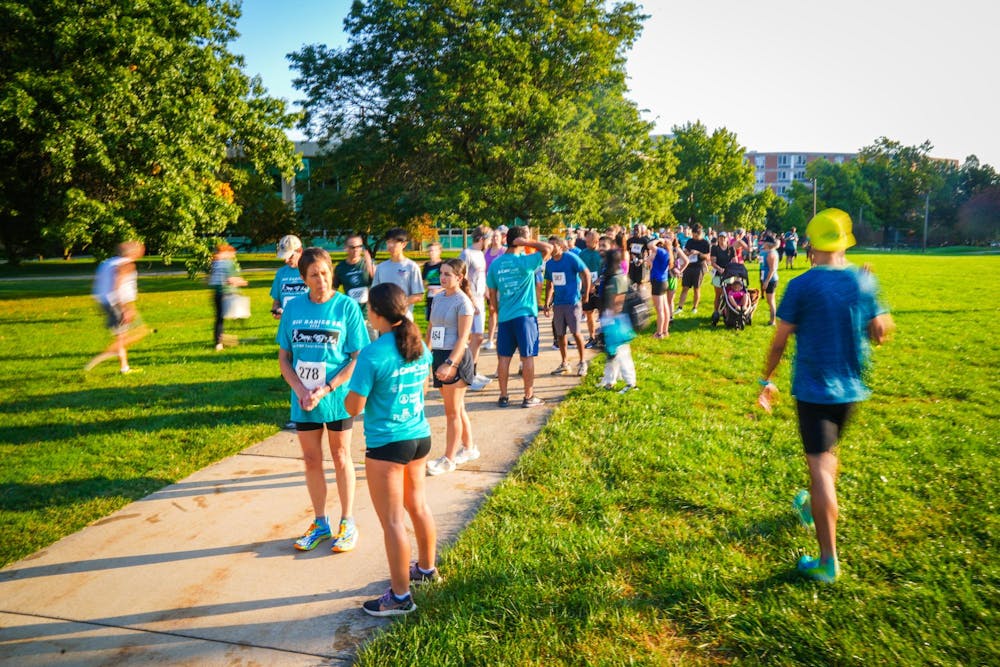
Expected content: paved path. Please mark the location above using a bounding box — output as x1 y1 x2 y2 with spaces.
0 326 595 665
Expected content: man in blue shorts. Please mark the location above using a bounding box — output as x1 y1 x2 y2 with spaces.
486 226 553 408
758 209 894 583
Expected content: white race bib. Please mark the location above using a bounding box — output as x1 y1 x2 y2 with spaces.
630 243 642 255
295 360 326 391
551 272 567 286
347 286 369 303
429 326 446 349
688 253 699 263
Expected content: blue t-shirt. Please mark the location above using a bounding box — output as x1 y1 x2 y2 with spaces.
486 252 544 322
277 292 368 422
776 265 887 404
650 247 670 282
543 252 588 305
348 333 432 447
270 264 307 308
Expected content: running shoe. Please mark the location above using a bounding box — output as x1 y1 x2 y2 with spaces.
550 363 570 375
796 554 840 583
454 446 481 464
362 588 416 617
497 396 510 408
409 561 442 584
330 518 358 553
576 361 588 377
617 384 637 394
550 342 560 350
483 340 495 350
294 518 332 551
793 489 814 528
584 338 597 349
426 456 456 476
691 308 698 314
522 396 545 408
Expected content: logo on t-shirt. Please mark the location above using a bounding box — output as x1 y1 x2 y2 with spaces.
281 283 308 295
291 328 341 345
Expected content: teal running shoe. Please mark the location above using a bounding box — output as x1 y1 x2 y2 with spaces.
793 489 814 528
797 554 839 583
294 518 332 551
331 518 358 553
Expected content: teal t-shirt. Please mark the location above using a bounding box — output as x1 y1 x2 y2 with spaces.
277 292 368 423
348 333 432 448
270 264 308 308
578 248 602 275
485 252 544 322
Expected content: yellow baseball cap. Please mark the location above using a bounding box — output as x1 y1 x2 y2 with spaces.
806 208 856 252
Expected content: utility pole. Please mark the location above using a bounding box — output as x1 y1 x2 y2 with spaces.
922 192 930 253
812 178 817 217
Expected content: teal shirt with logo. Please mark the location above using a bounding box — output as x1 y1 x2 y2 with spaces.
270 264 307 307
486 252 544 322
348 333 432 448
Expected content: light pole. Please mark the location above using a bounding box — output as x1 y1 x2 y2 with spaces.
811 178 817 217
922 192 930 253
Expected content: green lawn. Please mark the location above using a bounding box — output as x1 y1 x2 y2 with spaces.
1 254 997 664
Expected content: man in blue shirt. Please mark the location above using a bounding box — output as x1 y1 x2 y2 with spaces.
543 237 591 377
758 209 894 583
485 226 553 408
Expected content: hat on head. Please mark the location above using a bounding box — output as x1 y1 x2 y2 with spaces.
496 224 509 235
761 232 776 244
806 208 856 252
276 235 302 259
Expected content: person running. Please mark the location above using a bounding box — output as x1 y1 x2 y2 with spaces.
278 248 368 554
486 226 553 408
598 249 637 393
345 283 438 617
459 228 492 390
543 237 591 376
425 259 479 475
208 243 248 351
422 242 444 321
372 228 424 320
784 227 799 270
676 223 711 315
86 241 149 373
482 227 506 350
758 208 894 583
759 232 780 326
332 233 375 338
270 235 307 320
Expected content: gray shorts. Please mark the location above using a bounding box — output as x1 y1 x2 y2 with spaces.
552 303 582 337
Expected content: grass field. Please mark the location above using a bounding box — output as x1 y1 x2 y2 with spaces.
1 253 997 664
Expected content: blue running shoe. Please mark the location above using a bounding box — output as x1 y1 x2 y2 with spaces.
362 588 416 617
797 554 839 583
331 518 358 553
294 518 331 551
793 489 814 528
409 561 442 585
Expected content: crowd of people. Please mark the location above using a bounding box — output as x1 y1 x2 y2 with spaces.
86 209 891 613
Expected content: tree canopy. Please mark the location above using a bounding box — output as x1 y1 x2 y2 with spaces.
290 0 676 237
0 0 299 264
669 121 754 227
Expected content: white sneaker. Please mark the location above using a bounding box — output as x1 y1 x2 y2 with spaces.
483 340 495 350
426 456 456 476
691 308 698 315
550 363 570 375
454 447 480 464
576 361 588 377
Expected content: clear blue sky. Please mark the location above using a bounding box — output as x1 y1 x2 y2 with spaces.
233 0 1000 168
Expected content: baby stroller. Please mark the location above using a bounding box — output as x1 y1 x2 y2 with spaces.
717 263 759 330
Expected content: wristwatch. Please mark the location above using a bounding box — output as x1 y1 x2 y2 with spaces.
444 359 456 367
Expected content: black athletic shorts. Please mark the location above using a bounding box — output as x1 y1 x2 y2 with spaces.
296 418 354 432
366 436 432 464
796 401 855 455
431 348 475 388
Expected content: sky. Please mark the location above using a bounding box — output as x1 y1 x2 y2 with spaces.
232 0 1000 168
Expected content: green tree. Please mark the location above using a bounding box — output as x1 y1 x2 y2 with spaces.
0 0 299 265
290 0 668 236
726 188 777 231
669 121 754 226
856 138 942 241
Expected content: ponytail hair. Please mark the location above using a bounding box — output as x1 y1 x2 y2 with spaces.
444 258 474 304
368 283 423 362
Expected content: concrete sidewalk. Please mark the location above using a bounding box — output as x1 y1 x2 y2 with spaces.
0 326 597 665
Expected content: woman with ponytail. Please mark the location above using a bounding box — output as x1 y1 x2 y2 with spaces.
425 259 478 475
345 283 438 616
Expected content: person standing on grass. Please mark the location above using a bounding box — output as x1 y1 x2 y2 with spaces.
270 235 307 320
333 233 375 338
459 228 492 390
758 208 894 583
372 228 424 320
784 227 799 269
86 240 148 373
486 226 553 408
759 232 780 326
345 283 438 617
675 223 711 316
646 235 677 338
278 248 368 554
543 236 591 376
425 259 479 475
207 243 248 351
709 232 736 326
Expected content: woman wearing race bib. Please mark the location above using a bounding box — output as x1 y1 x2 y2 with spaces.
277 248 368 554
425 259 479 475
345 283 438 616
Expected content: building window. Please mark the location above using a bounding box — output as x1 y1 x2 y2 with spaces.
779 171 788 181
794 170 806 180
755 156 765 167
795 155 807 166
778 155 790 166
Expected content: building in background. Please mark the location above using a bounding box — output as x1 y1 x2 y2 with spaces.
745 151 856 199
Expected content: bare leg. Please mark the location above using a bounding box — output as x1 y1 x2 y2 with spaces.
497 355 512 397
439 382 470 460
326 427 355 521
677 286 689 309
402 454 437 573
521 356 536 399
806 452 839 562
297 429 327 518
366 458 409 596
573 331 586 363
691 287 702 311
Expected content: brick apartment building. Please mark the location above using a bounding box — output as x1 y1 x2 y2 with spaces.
745 151 856 198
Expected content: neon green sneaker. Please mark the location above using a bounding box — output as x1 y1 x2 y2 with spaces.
793 489 814 528
294 518 332 551
797 555 839 583
331 518 358 553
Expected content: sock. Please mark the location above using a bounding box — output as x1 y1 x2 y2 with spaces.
391 591 412 602
418 565 436 575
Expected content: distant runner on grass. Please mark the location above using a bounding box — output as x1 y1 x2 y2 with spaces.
86 241 149 373
758 209 894 583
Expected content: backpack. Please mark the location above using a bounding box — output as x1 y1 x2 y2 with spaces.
623 287 650 332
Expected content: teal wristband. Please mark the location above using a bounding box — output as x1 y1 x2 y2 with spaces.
758 378 773 387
